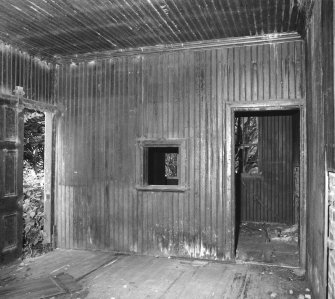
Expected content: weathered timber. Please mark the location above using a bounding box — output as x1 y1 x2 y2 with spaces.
305 0 334 298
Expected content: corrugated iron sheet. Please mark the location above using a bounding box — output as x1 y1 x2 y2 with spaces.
54 39 305 259
239 112 299 225
0 42 54 103
0 0 304 59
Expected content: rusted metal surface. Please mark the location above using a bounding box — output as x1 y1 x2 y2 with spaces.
0 42 54 104
0 0 304 59
237 111 299 225
259 112 297 224
54 38 305 259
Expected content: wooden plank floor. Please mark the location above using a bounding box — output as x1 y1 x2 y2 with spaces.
0 249 117 298
0 276 66 299
0 249 117 284
0 250 312 299
79 255 311 299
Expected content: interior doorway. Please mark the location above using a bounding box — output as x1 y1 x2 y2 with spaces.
233 109 302 267
0 96 56 264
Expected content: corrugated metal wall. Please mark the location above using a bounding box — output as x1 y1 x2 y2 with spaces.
55 39 305 259
260 113 296 224
0 42 54 103
238 112 299 225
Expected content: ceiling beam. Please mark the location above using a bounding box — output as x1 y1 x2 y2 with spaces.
57 32 303 64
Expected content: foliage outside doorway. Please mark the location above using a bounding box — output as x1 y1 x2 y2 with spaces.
22 110 51 258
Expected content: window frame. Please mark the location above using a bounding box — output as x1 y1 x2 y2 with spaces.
136 139 187 192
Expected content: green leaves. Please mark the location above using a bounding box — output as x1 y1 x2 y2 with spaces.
22 109 47 258
24 109 45 173
22 162 45 257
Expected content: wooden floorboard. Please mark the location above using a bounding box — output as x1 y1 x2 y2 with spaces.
79 255 311 299
0 249 117 284
0 249 116 298
0 276 65 299
0 250 312 299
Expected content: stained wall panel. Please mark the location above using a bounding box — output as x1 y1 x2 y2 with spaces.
55 39 305 259
238 112 298 225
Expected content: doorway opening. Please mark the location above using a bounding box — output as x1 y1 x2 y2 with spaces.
234 109 301 267
23 108 53 258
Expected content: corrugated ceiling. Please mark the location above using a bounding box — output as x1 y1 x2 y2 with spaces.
0 0 304 60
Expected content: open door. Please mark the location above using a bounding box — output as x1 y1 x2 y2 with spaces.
0 97 24 263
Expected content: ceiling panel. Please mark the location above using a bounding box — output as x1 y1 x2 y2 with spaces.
0 0 304 59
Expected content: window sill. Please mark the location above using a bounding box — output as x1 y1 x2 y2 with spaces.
135 185 188 192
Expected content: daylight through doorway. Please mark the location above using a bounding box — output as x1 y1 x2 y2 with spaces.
23 109 48 258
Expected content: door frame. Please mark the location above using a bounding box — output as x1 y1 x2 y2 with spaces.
225 101 307 269
0 93 58 262
22 99 58 246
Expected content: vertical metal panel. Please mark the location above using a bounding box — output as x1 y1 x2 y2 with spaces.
0 43 54 103
55 39 305 259
238 112 298 225
260 113 295 224
261 114 290 224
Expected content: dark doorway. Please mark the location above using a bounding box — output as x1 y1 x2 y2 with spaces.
234 109 300 267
